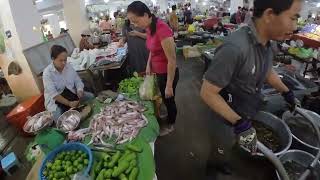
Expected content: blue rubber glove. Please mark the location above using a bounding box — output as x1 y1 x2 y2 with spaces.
282 90 300 111
234 119 257 154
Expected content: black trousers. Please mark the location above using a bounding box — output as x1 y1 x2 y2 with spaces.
156 68 179 125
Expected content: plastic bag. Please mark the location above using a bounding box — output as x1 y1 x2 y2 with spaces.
139 75 156 100
187 24 196 33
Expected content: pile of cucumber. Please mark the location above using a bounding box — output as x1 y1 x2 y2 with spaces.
93 144 143 180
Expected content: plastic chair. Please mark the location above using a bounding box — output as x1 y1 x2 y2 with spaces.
0 152 21 176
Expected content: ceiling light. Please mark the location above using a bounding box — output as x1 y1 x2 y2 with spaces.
318 3 320 7
104 0 109 3
43 13 54 17
121 8 125 12
195 0 198 2
203 2 207 5
35 0 43 3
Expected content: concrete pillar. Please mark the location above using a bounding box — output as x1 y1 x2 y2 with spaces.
159 0 169 13
230 0 243 14
47 14 60 38
63 0 89 47
0 0 42 101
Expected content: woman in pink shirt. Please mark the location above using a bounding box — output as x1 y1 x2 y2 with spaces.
127 1 179 136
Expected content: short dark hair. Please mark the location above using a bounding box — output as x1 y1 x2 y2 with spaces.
238 6 242 10
253 0 299 18
172 5 177 11
51 45 67 60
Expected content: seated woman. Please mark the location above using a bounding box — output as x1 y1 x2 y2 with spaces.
43 45 94 121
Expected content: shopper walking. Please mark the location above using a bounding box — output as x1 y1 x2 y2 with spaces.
201 0 302 177
121 19 149 73
169 5 179 38
127 1 179 136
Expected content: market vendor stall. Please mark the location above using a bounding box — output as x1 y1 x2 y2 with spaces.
25 76 159 180
292 24 320 49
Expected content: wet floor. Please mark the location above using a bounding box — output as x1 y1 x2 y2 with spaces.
154 56 278 180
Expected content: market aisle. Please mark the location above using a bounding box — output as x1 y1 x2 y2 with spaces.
154 56 277 180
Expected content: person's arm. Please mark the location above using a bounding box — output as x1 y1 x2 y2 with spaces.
266 69 289 93
200 43 243 124
54 95 72 107
201 80 241 124
146 52 152 74
128 31 147 39
161 37 176 98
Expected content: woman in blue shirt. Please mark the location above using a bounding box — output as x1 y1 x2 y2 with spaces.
43 45 94 121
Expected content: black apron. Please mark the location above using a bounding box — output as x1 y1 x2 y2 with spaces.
220 52 270 120
56 88 79 113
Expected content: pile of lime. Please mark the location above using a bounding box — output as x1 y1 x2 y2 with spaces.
43 150 89 180
93 144 142 180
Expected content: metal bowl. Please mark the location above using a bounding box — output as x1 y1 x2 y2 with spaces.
242 111 292 157
282 110 320 155
276 150 320 180
56 110 81 132
23 111 53 134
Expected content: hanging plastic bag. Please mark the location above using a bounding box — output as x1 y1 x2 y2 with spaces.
139 75 156 100
187 24 196 33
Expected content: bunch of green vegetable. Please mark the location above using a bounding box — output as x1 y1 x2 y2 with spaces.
93 144 143 180
43 150 89 180
118 76 143 97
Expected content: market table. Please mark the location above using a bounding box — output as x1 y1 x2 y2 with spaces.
26 91 160 180
76 57 127 95
281 50 320 77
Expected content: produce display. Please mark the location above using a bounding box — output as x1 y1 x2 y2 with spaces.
42 150 89 180
85 100 147 145
23 111 53 133
118 76 143 97
286 116 319 147
252 121 281 152
288 47 314 59
92 144 142 180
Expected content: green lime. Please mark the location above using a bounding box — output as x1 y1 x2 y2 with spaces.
77 158 83 163
66 161 72 166
43 170 48 176
66 167 73 174
46 162 53 168
56 165 62 171
72 168 78 173
77 164 84 170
